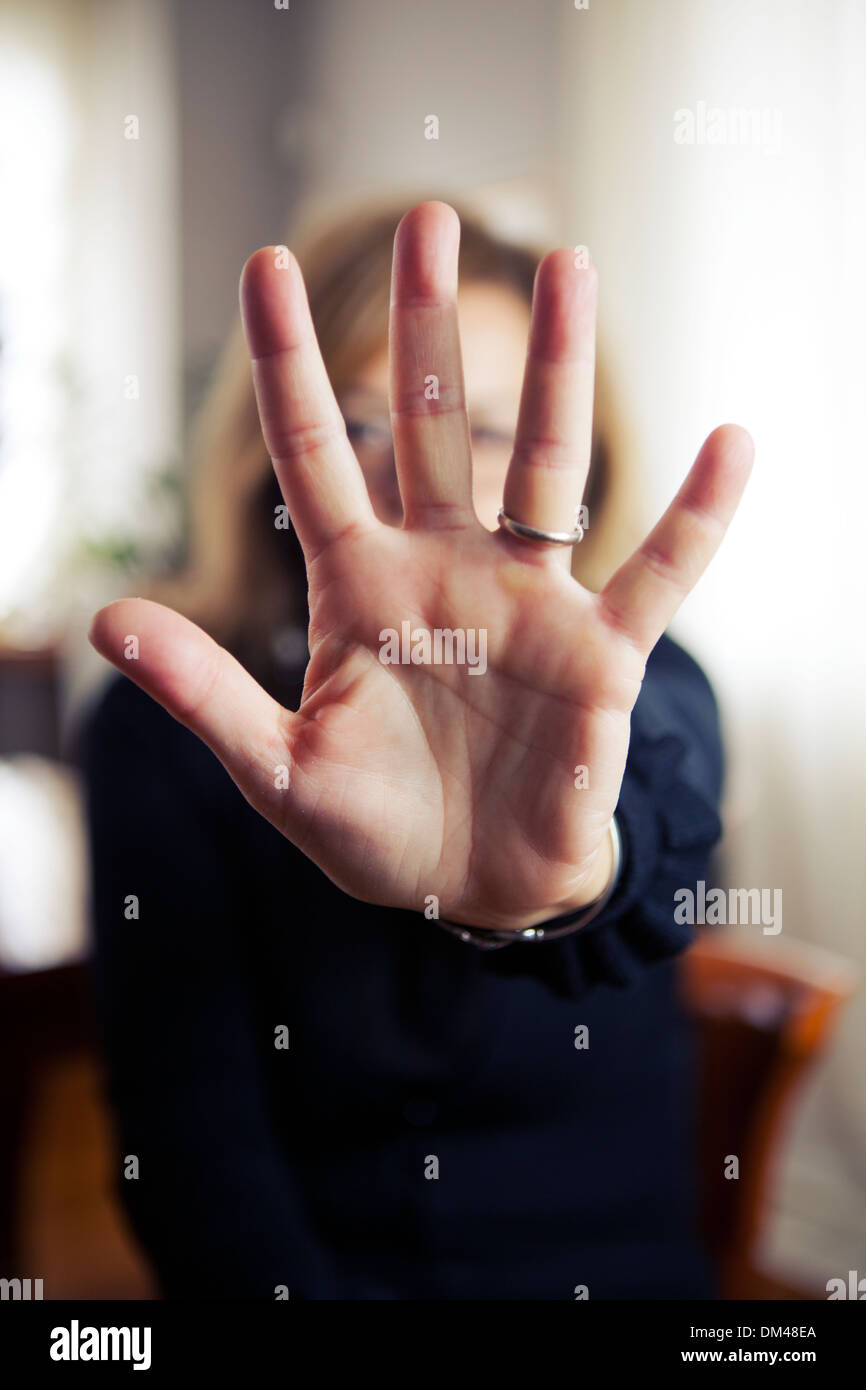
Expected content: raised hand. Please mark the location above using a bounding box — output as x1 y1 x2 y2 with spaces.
89 202 752 933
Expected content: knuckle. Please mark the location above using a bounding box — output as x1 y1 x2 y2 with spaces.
267 418 346 464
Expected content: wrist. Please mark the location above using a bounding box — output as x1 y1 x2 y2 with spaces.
524 830 615 928
436 816 622 949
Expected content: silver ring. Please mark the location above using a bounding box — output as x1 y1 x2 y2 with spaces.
497 508 584 547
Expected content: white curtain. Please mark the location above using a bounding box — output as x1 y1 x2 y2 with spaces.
0 0 179 967
558 0 866 1285
0 0 180 643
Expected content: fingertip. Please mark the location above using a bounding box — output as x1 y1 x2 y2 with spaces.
706 423 756 482
240 244 299 292
716 421 755 456
392 201 460 304
536 246 598 284
682 424 754 520
88 596 191 671
88 597 143 659
396 200 460 241
87 607 106 653
534 248 599 301
239 245 306 357
529 249 598 362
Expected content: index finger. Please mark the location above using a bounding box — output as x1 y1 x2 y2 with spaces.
240 247 378 562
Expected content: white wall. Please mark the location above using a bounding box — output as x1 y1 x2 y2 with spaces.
174 0 563 407
558 0 866 1286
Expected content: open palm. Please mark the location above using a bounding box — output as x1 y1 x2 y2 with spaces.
90 202 752 933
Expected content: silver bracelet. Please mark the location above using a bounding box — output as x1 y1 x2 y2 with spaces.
434 815 622 951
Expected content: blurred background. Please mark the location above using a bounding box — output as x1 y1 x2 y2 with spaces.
0 0 863 1298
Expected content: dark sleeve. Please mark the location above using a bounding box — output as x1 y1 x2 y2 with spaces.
80 676 337 1300
486 632 725 999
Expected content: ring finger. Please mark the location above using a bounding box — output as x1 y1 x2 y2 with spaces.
501 249 598 566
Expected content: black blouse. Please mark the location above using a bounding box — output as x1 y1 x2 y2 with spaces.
81 631 723 1300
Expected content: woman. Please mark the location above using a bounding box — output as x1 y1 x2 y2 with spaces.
83 199 752 1299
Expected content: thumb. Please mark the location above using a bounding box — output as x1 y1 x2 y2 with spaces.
89 598 290 808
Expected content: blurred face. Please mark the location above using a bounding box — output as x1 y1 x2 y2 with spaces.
338 282 531 530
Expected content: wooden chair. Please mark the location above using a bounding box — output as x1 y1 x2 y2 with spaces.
679 929 859 1299
0 962 156 1298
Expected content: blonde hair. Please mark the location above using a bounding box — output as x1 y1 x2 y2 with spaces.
157 199 641 684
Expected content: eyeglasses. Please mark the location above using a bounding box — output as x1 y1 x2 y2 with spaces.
342 410 515 463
